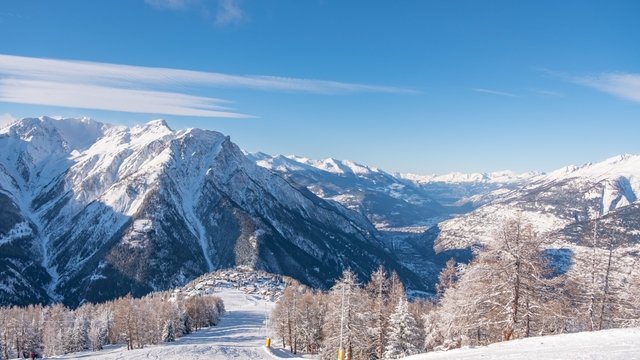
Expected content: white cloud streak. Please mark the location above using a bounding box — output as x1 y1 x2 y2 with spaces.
529 88 564 98
144 0 197 11
0 54 414 118
0 79 250 118
574 72 640 103
472 88 518 97
145 0 247 26
0 54 412 94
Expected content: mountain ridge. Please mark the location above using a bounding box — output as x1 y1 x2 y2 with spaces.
433 153 640 259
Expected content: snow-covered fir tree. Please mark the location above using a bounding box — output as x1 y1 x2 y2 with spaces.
66 315 89 353
162 320 176 342
366 266 390 359
87 307 111 351
384 298 419 359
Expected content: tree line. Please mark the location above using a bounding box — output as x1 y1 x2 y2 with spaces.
269 217 640 359
270 267 425 360
0 291 224 359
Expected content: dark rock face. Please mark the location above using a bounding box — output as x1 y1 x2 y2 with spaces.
0 193 51 305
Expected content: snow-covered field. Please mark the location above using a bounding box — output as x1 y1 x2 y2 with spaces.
404 327 640 360
53 288 306 360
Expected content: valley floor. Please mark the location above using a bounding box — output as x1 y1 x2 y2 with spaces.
404 327 640 360
52 288 307 360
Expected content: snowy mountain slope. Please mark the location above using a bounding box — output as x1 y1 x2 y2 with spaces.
249 153 447 230
403 327 640 359
0 117 109 305
433 155 640 273
0 117 423 307
0 191 51 305
248 154 480 295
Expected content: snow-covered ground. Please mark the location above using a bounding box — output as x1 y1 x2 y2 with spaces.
404 328 640 360
53 288 306 360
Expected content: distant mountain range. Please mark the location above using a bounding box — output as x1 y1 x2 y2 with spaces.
399 170 540 207
1 116 638 307
435 154 640 250
247 153 448 231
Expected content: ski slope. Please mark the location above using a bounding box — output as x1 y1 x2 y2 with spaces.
54 288 306 360
404 327 640 360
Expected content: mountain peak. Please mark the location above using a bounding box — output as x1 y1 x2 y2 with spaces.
604 153 637 164
548 153 640 180
1 116 109 153
144 119 171 130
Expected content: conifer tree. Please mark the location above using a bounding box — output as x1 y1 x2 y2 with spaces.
66 315 89 353
366 265 390 359
384 298 419 359
162 320 175 342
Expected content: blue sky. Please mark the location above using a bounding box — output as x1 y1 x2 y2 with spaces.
1 0 639 174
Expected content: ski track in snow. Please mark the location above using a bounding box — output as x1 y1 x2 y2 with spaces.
53 288 307 360
404 327 640 360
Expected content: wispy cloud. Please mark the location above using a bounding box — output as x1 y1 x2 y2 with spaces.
145 0 247 26
0 54 413 118
215 0 246 25
472 88 518 98
0 12 27 23
144 0 196 10
573 72 640 103
0 54 412 94
529 88 564 98
0 79 248 118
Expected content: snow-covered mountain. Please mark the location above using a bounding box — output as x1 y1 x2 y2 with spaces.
0 117 423 307
434 154 640 253
247 154 483 292
400 170 540 207
401 170 537 184
249 153 448 230
3 117 640 308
